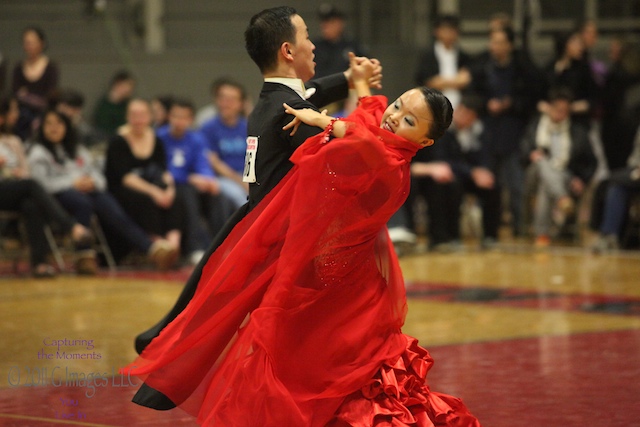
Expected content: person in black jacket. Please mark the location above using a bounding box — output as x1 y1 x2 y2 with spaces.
415 14 472 109
470 26 541 237
132 5 382 392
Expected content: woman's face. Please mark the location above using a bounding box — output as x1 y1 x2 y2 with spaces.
23 30 44 59
43 113 66 144
380 89 434 147
566 34 585 60
127 100 152 131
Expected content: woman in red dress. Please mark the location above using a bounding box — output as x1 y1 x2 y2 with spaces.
122 57 480 427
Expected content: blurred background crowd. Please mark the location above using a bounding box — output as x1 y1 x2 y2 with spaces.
1 0 640 277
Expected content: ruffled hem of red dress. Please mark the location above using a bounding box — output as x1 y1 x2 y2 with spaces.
328 335 481 427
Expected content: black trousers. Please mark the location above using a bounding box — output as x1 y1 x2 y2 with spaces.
132 203 250 410
0 179 75 266
414 176 501 245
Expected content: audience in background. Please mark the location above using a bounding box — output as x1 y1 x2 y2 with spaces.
521 87 597 246
199 77 249 209
93 70 136 138
4 15 640 275
28 109 177 272
11 26 59 140
158 99 235 265
105 99 182 267
0 97 91 277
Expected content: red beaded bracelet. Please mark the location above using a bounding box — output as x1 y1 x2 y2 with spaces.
324 118 339 143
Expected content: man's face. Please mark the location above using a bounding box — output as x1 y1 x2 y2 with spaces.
435 25 458 48
489 30 512 62
453 104 477 130
549 99 571 123
320 18 345 42
290 14 316 82
169 106 194 138
216 85 244 122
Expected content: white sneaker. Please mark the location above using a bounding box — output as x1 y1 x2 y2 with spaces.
388 227 417 244
189 250 206 266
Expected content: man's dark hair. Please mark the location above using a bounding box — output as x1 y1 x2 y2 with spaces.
548 86 574 103
419 87 454 141
210 77 247 101
318 4 345 22
433 14 460 30
245 6 298 74
109 69 135 88
169 97 196 115
459 92 485 115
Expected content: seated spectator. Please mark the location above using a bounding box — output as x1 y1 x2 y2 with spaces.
200 77 249 208
158 99 235 265
590 125 640 252
28 109 177 273
56 88 102 148
105 99 183 264
12 26 59 140
521 87 597 246
410 93 501 251
1 97 90 277
93 70 135 138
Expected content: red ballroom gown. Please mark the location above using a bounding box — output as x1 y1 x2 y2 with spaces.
122 96 481 427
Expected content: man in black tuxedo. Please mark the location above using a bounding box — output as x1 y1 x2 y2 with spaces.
132 5 381 409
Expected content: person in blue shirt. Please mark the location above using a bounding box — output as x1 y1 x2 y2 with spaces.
157 99 235 264
199 78 249 208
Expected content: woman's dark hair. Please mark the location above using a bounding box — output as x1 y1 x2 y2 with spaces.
418 87 453 140
153 94 174 111
23 26 47 49
554 30 579 59
37 109 77 164
245 6 297 73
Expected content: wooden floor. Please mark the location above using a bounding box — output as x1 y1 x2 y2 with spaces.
1 242 640 426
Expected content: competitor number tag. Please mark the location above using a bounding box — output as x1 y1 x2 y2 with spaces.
243 136 258 183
